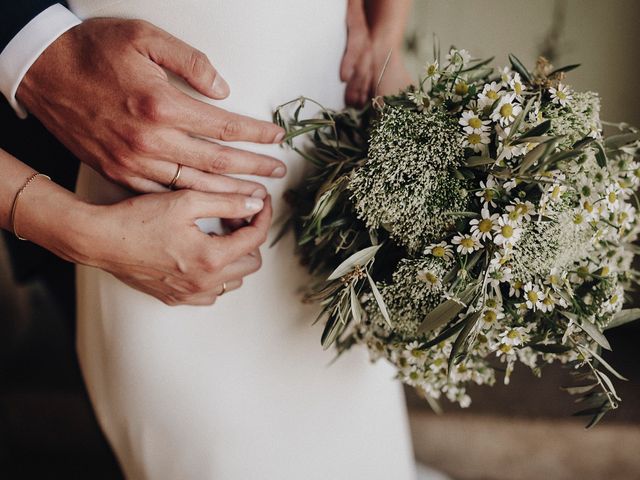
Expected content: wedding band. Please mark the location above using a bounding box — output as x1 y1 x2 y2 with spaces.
168 163 183 190
219 282 227 296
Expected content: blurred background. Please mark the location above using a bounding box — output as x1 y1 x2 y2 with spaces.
1 1 639 479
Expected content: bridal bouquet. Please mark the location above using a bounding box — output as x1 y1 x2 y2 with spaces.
274 49 640 426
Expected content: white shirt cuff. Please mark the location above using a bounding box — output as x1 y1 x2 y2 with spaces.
0 4 82 118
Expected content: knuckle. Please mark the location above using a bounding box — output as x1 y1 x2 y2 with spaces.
211 149 232 172
199 254 220 274
221 119 243 140
130 92 170 123
124 19 152 42
125 129 157 154
187 50 211 77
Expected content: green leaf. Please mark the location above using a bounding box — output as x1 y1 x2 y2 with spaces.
508 54 533 84
595 141 608 167
561 312 611 351
562 384 598 395
465 156 496 167
417 284 478 334
518 142 548 173
327 245 380 281
581 346 628 381
604 132 640 150
585 410 608 429
549 63 581 76
321 312 343 350
508 97 536 139
448 311 481 377
349 284 363 324
606 308 640 330
518 119 552 140
367 273 391 326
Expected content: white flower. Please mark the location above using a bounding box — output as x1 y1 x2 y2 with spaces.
492 215 522 247
476 175 498 207
452 234 482 254
452 78 471 102
488 266 513 288
424 60 440 79
549 83 573 106
499 66 512 86
616 203 636 230
546 182 568 203
604 183 623 211
491 93 522 126
509 280 524 298
425 241 454 260
446 48 471 67
477 81 503 109
505 200 535 223
523 282 544 311
463 130 491 153
459 110 490 133
503 178 519 192
417 268 442 290
499 326 529 346
404 341 427 365
469 208 499 241
509 72 526 99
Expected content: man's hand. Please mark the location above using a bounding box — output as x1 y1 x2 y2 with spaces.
80 192 272 306
16 18 286 195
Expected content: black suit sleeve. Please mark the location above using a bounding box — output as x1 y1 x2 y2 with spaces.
0 1 70 53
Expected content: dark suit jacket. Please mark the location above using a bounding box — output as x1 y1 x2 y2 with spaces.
1 1 80 308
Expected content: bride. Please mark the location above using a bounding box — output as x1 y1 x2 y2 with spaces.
3 0 417 478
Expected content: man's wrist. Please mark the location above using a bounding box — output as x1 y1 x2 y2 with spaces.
0 3 81 118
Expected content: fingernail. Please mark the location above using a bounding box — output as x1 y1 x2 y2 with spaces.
212 76 230 97
252 189 267 199
271 166 286 178
245 197 264 212
274 131 285 143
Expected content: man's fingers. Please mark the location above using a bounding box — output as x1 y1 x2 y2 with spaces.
212 195 272 264
157 132 286 178
173 91 285 144
142 25 230 99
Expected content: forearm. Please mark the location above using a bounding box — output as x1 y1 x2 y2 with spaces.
364 0 412 54
0 148 95 263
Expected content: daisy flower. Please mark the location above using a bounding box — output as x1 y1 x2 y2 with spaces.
476 175 498 207
523 282 544 311
617 203 636 230
492 215 522 247
491 93 522 126
498 66 512 85
506 200 535 223
452 78 471 102
425 241 454 260
509 280 523 298
404 341 427 365
488 266 513 288
446 48 471 67
509 72 526 99
549 83 573 106
459 110 490 133
417 268 442 290
604 183 623 211
424 60 440 79
499 327 529 347
463 130 491 153
452 234 482 254
477 81 503 109
469 208 499 241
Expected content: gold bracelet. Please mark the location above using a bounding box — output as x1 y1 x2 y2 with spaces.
10 172 51 241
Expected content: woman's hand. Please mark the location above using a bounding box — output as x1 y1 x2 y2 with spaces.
14 170 271 306
341 0 413 106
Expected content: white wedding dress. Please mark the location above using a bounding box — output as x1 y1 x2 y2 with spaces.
71 1 416 479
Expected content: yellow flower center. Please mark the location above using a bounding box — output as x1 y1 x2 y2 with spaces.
543 296 554 306
468 133 482 145
455 82 469 96
551 185 562 199
514 82 523 95
484 190 495 202
557 91 567 100
427 64 437 76
500 103 513 118
501 225 514 238
461 237 475 249
600 266 610 276
499 344 513 353
527 290 539 303
507 330 519 339
478 218 493 232
608 192 617 204
423 272 438 284
573 213 584 224
514 280 522 290
611 294 619 304
483 310 497 323
432 246 446 257
487 90 499 100
583 200 593 213
469 117 483 129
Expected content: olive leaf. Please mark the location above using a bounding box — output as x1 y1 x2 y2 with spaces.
606 308 640 330
367 273 391 326
327 245 381 281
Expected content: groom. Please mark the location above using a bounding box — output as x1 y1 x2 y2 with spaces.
0 1 293 313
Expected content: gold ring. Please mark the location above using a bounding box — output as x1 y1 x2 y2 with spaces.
219 282 227 296
168 163 183 190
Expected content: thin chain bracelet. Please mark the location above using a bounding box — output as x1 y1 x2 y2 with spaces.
10 173 51 241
